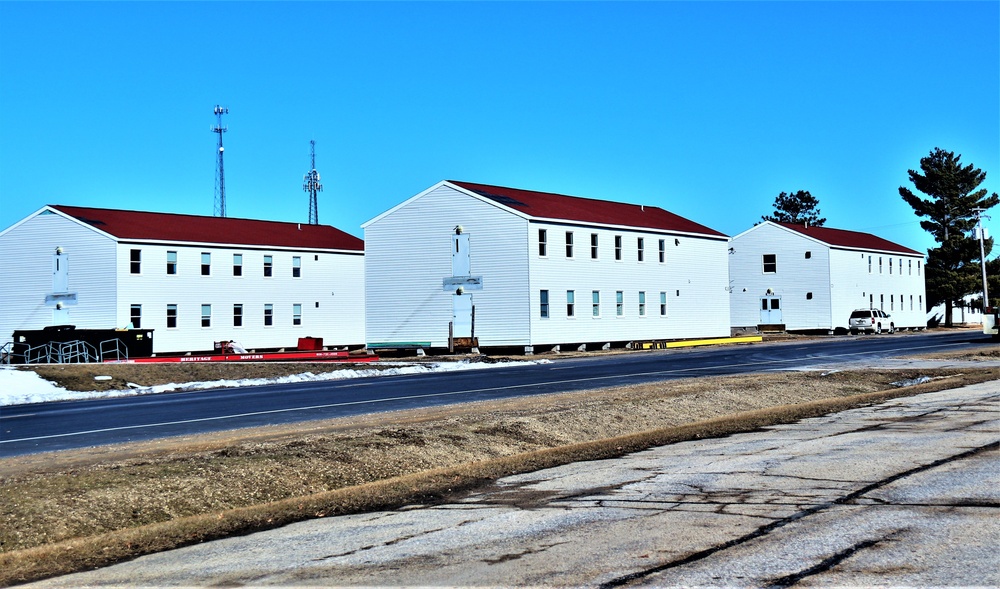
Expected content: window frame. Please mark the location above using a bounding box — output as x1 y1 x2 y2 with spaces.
565 231 574 258
130 304 141 329
638 291 646 316
166 251 177 275
263 255 273 278
637 237 644 262
614 235 622 261
264 303 274 326
292 256 302 278
592 290 600 317
201 252 211 276
233 253 243 277
659 291 667 316
538 229 548 257
616 291 624 316
201 304 212 328
293 303 302 326
539 289 549 318
658 239 665 263
130 249 141 274
166 304 178 329
233 303 243 327
590 233 599 259
566 290 575 318
762 254 777 274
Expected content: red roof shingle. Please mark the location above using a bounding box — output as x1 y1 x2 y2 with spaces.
775 222 921 255
449 181 726 238
51 205 363 251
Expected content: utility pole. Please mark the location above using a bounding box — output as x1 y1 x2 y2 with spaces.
303 139 323 224
212 105 229 217
973 208 991 308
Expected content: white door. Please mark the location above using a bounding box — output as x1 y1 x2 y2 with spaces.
452 233 473 337
760 296 782 323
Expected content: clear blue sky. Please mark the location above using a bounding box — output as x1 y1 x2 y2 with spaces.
1 1 997 258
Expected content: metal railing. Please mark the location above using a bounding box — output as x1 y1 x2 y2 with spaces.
100 339 128 363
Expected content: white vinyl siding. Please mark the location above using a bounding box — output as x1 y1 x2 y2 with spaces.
730 222 926 331
364 184 530 348
0 210 118 341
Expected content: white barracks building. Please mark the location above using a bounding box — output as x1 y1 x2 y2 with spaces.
729 221 927 333
0 205 365 354
363 181 731 353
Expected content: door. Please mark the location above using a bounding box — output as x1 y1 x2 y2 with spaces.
760 296 782 324
452 233 473 337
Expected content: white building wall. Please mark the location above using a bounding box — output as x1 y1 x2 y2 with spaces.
729 224 833 330
116 243 365 354
527 225 730 345
364 185 531 348
829 248 926 329
0 210 117 342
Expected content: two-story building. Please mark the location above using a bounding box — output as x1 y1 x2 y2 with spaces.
729 221 927 333
363 180 731 353
0 205 365 354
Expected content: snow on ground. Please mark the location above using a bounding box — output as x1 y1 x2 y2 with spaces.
0 359 551 407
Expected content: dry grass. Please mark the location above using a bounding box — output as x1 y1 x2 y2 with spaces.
0 365 996 586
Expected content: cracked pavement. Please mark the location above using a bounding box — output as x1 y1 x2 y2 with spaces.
25 380 999 588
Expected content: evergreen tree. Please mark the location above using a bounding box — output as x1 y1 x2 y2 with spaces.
762 190 826 226
899 148 998 325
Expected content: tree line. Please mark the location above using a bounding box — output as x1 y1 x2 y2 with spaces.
761 148 997 327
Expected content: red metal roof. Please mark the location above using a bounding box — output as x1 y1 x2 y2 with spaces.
449 181 726 238
51 205 363 251
776 222 921 255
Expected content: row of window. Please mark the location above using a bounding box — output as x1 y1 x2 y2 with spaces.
871 293 923 313
130 249 304 278
129 303 310 329
539 289 669 319
538 229 668 263
760 253 922 276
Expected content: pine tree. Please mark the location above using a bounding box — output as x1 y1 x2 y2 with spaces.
899 148 998 325
762 190 826 226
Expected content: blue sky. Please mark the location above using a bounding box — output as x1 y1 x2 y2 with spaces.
1 1 997 257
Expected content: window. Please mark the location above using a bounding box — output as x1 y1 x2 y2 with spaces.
538 229 547 257
201 252 211 276
868 255 872 273
615 235 622 260
805 251 811 259
592 291 600 317
263 255 273 277
889 258 893 274
762 254 777 274
233 254 243 276
890 294 894 311
566 290 575 317
166 304 177 328
130 249 141 274
638 291 646 316
293 303 302 326
880 294 884 311
591 234 599 259
233 304 243 327
658 239 665 263
806 292 813 300
910 295 914 311
565 232 574 258
292 256 301 278
130 304 141 329
264 304 273 326
917 261 921 276
919 294 923 309
201 304 212 328
637 237 644 262
879 257 883 273
616 291 624 316
660 292 667 316
870 294 874 308
908 259 912 275
167 251 177 275
540 290 549 318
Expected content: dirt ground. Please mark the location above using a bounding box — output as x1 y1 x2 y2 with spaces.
1 345 997 586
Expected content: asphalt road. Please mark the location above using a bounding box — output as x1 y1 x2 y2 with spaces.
22 380 999 587
0 330 993 457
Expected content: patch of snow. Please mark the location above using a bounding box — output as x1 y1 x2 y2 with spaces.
0 359 552 407
891 375 933 387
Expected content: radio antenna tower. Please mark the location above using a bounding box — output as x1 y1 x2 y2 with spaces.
212 105 229 217
303 139 323 224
